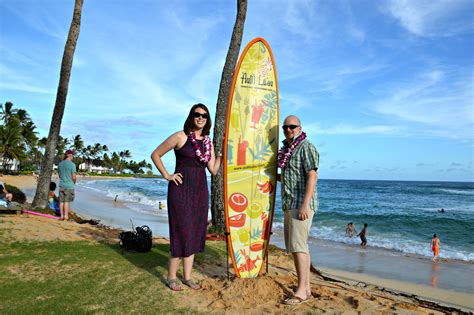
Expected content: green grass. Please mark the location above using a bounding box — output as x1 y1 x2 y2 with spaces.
0 238 226 314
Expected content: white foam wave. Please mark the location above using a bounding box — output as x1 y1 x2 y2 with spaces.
125 202 168 217
80 182 167 209
437 188 474 195
303 225 474 262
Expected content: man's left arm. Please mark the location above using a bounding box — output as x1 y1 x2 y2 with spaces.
298 169 317 220
298 142 319 220
72 163 77 184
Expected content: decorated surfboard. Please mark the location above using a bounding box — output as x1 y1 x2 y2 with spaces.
224 38 279 278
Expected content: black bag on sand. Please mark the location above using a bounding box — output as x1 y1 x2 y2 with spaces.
119 225 152 252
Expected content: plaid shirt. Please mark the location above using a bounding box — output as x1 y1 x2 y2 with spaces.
281 138 319 212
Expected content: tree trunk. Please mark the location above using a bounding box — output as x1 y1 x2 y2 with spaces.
32 0 83 208
211 0 247 232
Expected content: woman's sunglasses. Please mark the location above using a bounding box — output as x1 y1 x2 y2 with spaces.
193 112 209 119
282 124 299 131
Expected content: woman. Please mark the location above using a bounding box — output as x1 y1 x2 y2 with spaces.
151 103 222 291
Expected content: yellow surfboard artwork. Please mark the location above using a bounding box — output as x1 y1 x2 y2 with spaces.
224 38 279 278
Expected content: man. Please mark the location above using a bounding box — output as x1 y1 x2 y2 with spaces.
358 223 368 247
431 234 440 262
0 180 13 202
58 150 77 221
278 115 319 304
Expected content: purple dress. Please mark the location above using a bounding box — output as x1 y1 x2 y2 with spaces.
167 137 209 257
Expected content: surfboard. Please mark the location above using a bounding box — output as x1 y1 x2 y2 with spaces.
224 38 279 278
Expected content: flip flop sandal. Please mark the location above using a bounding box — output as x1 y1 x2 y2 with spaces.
183 279 201 290
284 295 308 305
166 278 183 291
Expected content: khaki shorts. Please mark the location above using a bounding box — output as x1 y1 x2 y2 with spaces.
284 208 314 253
59 189 75 203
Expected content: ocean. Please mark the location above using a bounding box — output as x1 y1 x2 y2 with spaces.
77 178 474 262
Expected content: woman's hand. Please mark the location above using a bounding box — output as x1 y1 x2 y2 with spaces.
166 173 183 185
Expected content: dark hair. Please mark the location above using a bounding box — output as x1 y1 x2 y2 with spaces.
49 182 57 191
433 234 437 237
183 103 212 136
364 223 368 227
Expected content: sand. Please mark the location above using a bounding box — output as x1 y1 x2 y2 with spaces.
2 174 473 313
1 215 463 314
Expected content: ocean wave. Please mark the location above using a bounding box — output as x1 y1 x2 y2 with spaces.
436 188 474 195
80 181 167 209
125 202 168 218
78 178 474 262
304 225 474 262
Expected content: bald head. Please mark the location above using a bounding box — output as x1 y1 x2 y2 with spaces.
283 115 301 126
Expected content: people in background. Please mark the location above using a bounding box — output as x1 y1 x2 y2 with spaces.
48 182 60 216
358 223 368 247
431 234 440 262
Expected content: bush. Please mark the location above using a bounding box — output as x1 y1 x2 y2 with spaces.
5 184 26 204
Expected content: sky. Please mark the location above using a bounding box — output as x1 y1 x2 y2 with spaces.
1 0 473 181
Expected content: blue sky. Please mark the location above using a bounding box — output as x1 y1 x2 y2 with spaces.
1 0 473 181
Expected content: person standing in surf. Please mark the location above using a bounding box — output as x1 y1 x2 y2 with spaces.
277 115 319 304
431 234 440 262
358 223 368 247
151 103 222 291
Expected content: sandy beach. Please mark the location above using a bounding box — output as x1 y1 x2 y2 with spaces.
2 175 473 313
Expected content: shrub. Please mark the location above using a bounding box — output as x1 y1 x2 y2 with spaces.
5 184 27 204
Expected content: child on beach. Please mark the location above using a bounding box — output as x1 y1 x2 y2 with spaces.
358 223 368 247
345 222 357 238
48 182 60 216
431 234 440 262
0 181 13 203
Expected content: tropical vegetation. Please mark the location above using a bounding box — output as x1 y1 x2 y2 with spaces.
0 101 152 176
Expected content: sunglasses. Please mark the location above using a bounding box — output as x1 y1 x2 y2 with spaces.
282 124 300 131
193 112 208 119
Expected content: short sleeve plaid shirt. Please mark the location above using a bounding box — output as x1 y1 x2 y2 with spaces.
281 138 319 212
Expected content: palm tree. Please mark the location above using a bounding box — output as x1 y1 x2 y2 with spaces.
72 134 84 152
211 0 247 230
56 136 70 158
111 152 120 173
71 134 84 165
0 102 17 123
0 117 26 173
32 0 84 208
0 102 38 172
118 150 131 173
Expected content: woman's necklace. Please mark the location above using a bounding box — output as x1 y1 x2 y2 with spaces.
277 132 307 168
189 132 211 163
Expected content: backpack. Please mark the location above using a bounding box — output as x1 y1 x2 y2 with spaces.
119 225 153 252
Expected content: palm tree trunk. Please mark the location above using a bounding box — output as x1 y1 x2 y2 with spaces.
32 0 83 208
211 0 247 232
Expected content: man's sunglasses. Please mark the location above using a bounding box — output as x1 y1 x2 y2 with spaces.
282 124 299 131
193 112 209 119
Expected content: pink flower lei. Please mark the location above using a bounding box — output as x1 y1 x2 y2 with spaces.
277 132 307 168
189 132 212 163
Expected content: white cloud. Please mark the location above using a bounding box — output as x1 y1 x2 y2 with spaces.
2 2 69 39
373 69 474 139
305 123 399 136
384 0 474 37
0 63 53 94
282 0 322 42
